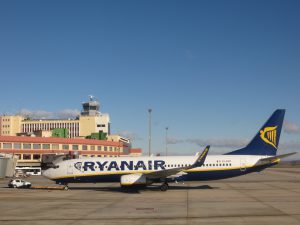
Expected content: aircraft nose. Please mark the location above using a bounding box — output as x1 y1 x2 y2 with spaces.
42 169 53 179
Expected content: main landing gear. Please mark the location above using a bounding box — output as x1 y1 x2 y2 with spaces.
56 181 69 190
160 182 169 191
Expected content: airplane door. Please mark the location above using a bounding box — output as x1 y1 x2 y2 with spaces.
240 158 246 172
67 163 73 175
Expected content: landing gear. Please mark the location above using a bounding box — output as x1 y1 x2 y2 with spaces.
121 185 129 191
57 182 69 190
160 182 169 191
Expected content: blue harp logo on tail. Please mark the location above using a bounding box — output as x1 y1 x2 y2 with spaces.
260 126 277 149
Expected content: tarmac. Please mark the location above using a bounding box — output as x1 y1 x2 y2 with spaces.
0 168 300 225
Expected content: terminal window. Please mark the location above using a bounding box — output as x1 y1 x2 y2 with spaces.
33 154 41 160
14 143 21 149
42 144 50 149
62 145 69 150
33 144 41 149
23 154 31 160
23 144 31 149
3 143 12 149
52 144 59 150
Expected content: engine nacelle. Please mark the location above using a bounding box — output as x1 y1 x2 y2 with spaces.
120 174 147 186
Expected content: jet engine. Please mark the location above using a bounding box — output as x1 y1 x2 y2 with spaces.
120 174 148 186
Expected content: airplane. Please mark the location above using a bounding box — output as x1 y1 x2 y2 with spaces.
42 109 296 191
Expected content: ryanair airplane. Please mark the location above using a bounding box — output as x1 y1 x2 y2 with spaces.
42 109 296 191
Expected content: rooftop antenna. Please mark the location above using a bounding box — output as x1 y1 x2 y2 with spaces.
88 95 100 102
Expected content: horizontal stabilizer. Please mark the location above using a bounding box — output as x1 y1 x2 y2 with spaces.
259 152 297 164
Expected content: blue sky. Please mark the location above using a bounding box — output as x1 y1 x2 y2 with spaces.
0 0 300 156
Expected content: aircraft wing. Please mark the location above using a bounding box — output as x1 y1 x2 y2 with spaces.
258 152 297 164
145 146 210 179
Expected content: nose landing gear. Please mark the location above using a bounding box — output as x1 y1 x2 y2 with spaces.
160 182 169 191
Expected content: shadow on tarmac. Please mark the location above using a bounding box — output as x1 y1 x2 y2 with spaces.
68 184 217 194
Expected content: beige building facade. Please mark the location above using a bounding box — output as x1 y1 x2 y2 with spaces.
1 115 23 136
0 115 110 138
0 96 110 138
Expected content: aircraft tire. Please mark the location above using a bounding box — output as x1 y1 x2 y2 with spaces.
160 183 168 191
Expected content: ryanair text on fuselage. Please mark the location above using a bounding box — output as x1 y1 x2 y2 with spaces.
75 160 166 172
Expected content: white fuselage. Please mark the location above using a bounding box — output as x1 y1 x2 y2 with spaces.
43 154 273 183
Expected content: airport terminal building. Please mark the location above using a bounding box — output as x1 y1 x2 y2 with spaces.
0 96 110 138
0 135 141 167
0 96 142 172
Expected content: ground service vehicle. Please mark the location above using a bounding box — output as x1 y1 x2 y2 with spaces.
8 179 31 188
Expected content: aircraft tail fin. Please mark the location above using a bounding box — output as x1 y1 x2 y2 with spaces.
226 109 285 156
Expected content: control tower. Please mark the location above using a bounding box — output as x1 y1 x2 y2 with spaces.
81 95 100 116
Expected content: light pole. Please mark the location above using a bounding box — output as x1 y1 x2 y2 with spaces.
165 127 168 156
148 109 152 156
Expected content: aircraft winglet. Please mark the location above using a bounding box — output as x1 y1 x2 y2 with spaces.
146 146 210 179
189 145 210 169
